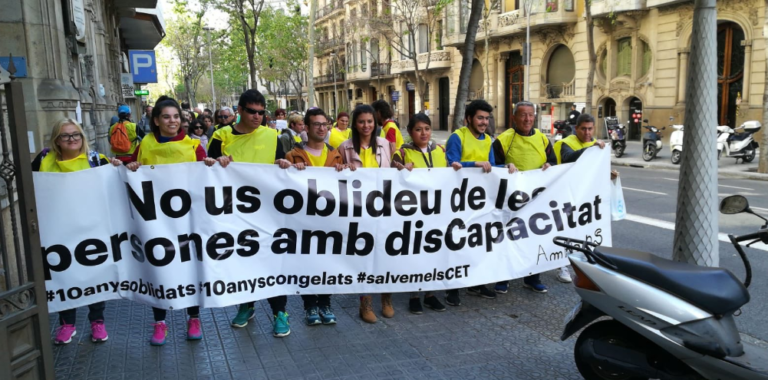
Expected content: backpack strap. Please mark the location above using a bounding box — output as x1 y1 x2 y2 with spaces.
40 147 51 158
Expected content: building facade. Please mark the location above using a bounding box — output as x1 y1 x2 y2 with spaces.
313 0 766 141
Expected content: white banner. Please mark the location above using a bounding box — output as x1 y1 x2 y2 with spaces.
36 149 612 313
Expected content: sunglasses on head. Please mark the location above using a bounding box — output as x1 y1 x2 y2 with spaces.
243 106 266 116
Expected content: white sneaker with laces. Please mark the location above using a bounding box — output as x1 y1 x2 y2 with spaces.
557 267 573 283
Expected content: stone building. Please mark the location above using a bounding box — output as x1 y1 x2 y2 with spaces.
1 0 165 156
313 0 766 142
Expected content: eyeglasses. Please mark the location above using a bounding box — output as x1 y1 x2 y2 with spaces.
243 106 266 116
58 133 83 141
311 122 329 128
217 115 229 119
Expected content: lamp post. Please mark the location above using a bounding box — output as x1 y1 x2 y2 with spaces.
203 26 216 109
331 52 338 115
523 0 533 100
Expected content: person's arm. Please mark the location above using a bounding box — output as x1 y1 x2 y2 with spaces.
130 144 141 163
385 128 397 144
492 139 506 166
391 150 405 166
207 139 223 159
445 134 475 167
275 137 286 160
560 143 587 164
31 151 44 172
545 139 558 165
488 137 502 167
195 144 207 161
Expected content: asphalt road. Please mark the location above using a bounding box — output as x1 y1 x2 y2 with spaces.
612 165 768 341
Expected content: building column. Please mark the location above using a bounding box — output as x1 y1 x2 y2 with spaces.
677 47 690 103
497 52 509 126
741 39 752 103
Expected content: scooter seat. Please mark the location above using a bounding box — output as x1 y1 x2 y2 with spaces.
728 133 752 142
592 246 749 315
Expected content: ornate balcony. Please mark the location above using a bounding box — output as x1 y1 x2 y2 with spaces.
316 0 344 20
371 63 391 77
390 51 452 74
590 0 647 17
542 79 575 101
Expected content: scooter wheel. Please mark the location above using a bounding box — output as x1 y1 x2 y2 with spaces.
574 320 650 380
642 142 656 162
671 150 681 165
614 146 624 158
743 149 756 163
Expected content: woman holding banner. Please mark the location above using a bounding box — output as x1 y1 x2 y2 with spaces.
32 118 122 344
339 104 395 323
391 113 449 314
126 96 216 346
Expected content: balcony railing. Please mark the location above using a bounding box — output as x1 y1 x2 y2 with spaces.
371 63 391 77
313 72 346 85
468 89 484 100
317 38 343 52
543 79 575 99
316 0 344 19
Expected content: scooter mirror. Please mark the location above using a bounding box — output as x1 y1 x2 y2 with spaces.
720 195 749 214
643 119 649 123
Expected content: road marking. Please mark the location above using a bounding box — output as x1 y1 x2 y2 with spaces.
623 187 667 195
718 184 754 191
753 207 768 213
663 178 678 181
624 214 768 252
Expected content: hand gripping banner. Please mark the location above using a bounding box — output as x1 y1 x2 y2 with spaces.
36 149 612 312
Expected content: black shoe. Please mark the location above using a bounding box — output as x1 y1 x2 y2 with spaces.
467 286 497 299
445 291 461 306
409 297 423 314
423 296 446 312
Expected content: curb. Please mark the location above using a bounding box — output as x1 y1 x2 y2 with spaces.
611 160 768 181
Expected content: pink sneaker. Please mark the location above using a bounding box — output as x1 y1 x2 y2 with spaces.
90 320 108 343
187 318 202 340
150 322 168 346
54 324 77 345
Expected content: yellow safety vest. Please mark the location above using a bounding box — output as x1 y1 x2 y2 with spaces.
109 121 139 155
306 145 328 167
554 135 596 164
39 152 105 173
380 121 405 150
452 126 492 162
137 133 200 165
329 127 351 149
495 128 549 171
293 135 303 143
394 144 448 168
211 125 278 164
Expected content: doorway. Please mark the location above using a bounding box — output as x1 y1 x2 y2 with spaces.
627 97 643 140
408 87 416 119
506 51 524 129
439 77 450 131
717 22 745 128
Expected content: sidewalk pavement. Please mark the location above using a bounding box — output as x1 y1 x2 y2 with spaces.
51 274 585 380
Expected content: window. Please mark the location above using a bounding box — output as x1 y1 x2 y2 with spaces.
436 21 444 50
371 38 380 63
460 0 470 33
616 38 632 77
352 42 358 71
599 49 607 78
418 24 429 53
361 41 367 71
401 22 412 59
641 40 652 77
504 0 518 12
347 44 352 72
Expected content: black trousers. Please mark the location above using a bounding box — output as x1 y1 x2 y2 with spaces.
496 274 540 287
240 296 287 315
152 306 200 322
301 294 331 310
59 302 106 325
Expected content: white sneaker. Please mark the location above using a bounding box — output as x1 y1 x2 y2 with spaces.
557 267 573 283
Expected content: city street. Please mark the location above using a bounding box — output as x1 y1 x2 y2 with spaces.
49 164 768 380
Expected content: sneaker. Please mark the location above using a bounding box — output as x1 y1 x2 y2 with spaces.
187 318 202 340
494 282 509 294
90 320 108 343
54 324 77 345
523 277 549 293
558 267 573 283
231 304 255 328
445 291 461 306
150 322 168 346
318 306 337 325
409 297 423 314
273 312 291 337
423 296 446 312
305 307 322 326
467 286 497 299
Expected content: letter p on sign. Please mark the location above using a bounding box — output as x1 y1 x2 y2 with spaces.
129 50 158 84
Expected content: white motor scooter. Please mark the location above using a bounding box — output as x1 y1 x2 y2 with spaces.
716 121 761 163
669 124 684 165
557 194 768 380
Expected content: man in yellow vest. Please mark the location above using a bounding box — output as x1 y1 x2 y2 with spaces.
491 100 560 293
207 89 292 338
554 113 605 164
445 99 500 306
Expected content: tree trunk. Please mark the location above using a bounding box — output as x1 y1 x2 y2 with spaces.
452 0 485 131
760 7 768 173
484 10 490 100
584 1 596 115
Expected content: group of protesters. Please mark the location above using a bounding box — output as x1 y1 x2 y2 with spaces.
37 88 615 347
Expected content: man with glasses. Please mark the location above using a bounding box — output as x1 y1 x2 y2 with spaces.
491 100 559 293
207 89 292 338
280 107 346 326
215 107 236 131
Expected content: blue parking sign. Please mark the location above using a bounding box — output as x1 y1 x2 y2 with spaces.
129 50 158 83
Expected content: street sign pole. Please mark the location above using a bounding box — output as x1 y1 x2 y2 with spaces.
673 0 719 266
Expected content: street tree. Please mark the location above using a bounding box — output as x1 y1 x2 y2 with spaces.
452 0 485 130
367 0 451 111
162 2 210 106
213 0 267 88
760 3 768 173
584 0 596 114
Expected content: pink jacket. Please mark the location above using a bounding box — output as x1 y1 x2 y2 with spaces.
338 137 393 169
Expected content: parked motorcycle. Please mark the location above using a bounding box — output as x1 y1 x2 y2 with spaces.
556 194 768 380
716 120 761 163
605 117 627 158
553 120 572 142
641 119 665 161
669 124 685 164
